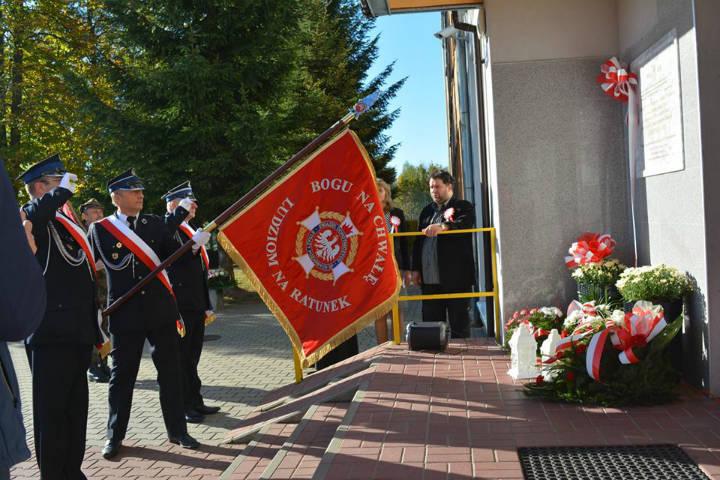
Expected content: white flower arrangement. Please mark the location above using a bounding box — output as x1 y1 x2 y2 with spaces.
616 264 691 302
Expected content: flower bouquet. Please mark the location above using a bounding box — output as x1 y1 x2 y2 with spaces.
571 259 626 305
525 300 683 406
504 306 564 354
565 233 624 304
616 264 691 304
207 268 236 290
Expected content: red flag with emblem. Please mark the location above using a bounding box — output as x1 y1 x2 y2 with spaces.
218 130 400 366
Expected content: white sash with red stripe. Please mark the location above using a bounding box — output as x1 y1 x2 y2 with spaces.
55 211 96 277
98 216 175 298
179 222 209 270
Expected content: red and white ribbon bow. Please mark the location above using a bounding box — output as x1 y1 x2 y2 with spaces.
565 232 616 268
389 215 401 233
443 208 455 222
597 57 637 103
585 301 666 381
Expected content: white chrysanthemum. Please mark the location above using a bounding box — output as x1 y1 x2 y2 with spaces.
610 310 625 326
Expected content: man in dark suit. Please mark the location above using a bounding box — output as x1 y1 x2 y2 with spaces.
20 154 102 478
163 182 220 423
88 170 208 459
410 171 476 339
0 159 45 479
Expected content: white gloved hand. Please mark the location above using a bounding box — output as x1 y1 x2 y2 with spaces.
59 172 78 193
179 198 194 212
191 230 211 253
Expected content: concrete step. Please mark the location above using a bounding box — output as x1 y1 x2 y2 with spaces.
258 402 349 480
219 419 301 480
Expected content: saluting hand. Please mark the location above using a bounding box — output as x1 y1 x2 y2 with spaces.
20 209 37 254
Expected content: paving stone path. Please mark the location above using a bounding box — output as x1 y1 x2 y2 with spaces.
9 297 424 479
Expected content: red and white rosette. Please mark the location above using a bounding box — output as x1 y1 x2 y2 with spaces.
443 207 455 222
597 57 640 265
389 215 401 234
597 57 637 103
585 301 666 381
564 232 616 268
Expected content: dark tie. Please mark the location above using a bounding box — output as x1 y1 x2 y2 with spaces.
127 216 136 231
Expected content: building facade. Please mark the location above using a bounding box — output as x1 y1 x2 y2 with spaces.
362 0 720 395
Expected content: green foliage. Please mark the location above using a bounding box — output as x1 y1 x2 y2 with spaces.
394 162 442 221
2 1 405 220
616 264 692 303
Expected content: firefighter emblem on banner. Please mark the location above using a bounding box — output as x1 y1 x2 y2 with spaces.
218 130 401 366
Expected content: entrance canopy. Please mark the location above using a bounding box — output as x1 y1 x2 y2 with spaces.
361 0 481 17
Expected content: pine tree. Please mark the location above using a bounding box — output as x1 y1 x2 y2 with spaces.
72 0 303 217
286 0 405 184
71 0 405 219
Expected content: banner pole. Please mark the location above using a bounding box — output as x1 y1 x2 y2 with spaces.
293 347 303 383
102 92 381 317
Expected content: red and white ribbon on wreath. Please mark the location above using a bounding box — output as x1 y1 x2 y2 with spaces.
585 301 666 381
565 233 616 268
389 215 401 234
597 57 637 103
543 301 598 363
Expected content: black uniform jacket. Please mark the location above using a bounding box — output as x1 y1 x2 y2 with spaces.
411 196 477 290
88 208 188 335
388 207 410 271
22 187 100 346
167 223 211 313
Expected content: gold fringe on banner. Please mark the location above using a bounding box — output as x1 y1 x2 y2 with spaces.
216 129 401 368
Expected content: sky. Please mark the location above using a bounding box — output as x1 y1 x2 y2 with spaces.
366 12 449 176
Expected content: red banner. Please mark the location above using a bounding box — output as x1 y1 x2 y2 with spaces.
218 130 400 366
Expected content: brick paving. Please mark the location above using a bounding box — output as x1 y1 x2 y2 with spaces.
7 296 420 479
309 340 720 480
9 298 720 479
9 302 301 479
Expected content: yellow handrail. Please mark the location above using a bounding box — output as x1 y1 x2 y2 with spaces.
389 227 500 345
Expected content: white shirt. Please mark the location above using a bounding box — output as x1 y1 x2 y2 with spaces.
115 211 137 229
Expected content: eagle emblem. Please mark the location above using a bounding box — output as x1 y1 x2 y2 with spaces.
293 208 361 284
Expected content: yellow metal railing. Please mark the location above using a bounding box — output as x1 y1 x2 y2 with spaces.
291 227 500 382
389 227 500 345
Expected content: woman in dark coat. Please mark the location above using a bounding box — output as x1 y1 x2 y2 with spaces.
375 178 409 343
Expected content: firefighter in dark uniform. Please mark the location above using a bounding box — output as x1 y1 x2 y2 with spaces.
163 182 221 423
19 154 101 479
80 198 112 383
88 170 209 459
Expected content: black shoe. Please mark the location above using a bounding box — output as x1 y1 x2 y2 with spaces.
185 409 205 424
102 439 122 459
194 404 220 415
87 366 110 383
169 433 200 449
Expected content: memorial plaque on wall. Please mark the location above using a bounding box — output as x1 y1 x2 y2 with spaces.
631 30 684 177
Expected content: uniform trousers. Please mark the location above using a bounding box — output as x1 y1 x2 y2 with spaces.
27 344 92 480
106 322 186 442
421 283 472 339
179 309 205 412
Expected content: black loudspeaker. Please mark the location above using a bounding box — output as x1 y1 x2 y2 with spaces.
406 321 449 351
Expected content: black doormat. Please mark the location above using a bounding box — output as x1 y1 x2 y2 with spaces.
518 444 709 480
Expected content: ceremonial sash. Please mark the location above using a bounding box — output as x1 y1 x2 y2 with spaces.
55 211 96 277
98 216 175 298
179 222 210 270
